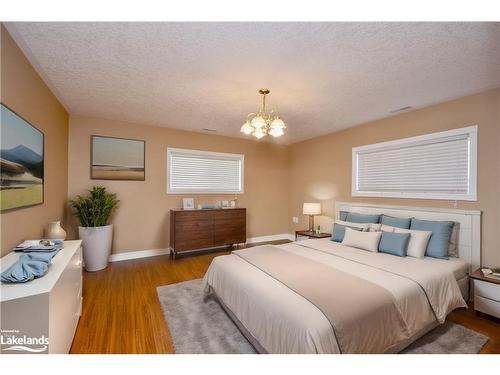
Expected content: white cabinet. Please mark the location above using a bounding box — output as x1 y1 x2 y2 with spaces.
1 241 82 354
473 278 500 319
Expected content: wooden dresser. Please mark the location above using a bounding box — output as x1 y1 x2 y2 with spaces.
170 208 246 258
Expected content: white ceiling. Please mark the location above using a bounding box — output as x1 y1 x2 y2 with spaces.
6 22 500 144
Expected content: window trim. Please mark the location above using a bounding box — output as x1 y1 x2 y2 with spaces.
166 147 245 194
351 125 478 201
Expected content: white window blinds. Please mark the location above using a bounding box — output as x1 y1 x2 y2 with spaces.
167 148 244 193
352 126 477 201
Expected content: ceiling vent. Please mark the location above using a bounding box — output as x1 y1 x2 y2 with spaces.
389 106 413 114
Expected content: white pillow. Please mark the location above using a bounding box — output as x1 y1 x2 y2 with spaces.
369 223 397 233
335 220 370 231
342 227 381 252
394 227 432 258
381 224 397 232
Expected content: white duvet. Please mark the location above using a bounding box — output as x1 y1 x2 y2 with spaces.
202 238 467 354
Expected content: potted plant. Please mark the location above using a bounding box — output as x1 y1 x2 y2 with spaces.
70 186 119 271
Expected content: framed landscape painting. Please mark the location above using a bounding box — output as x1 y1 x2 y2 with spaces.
91 135 145 181
0 104 44 211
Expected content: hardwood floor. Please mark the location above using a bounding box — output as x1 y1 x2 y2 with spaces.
70 241 286 354
70 241 500 354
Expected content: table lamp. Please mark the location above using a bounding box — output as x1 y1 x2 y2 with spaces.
303 203 321 232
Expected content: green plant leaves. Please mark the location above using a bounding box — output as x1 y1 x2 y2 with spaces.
69 186 119 227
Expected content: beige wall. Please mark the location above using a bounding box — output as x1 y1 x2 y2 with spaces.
67 116 290 254
288 89 500 267
67 90 500 266
0 25 69 256
2 23 498 266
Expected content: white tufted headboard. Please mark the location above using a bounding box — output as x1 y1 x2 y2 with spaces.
317 202 482 272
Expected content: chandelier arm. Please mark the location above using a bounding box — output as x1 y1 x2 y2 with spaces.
246 112 257 121
269 109 280 119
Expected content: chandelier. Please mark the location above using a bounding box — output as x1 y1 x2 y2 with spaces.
240 89 286 139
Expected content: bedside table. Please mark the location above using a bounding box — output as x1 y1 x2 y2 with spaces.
470 269 500 319
295 230 331 240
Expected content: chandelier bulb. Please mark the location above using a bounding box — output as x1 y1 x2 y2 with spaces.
240 121 253 135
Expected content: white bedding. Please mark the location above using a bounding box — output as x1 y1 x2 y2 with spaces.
203 238 467 354
423 256 469 280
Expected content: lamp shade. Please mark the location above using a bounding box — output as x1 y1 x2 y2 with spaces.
250 115 267 129
269 127 284 137
240 121 253 135
253 128 266 139
303 203 321 215
270 117 286 129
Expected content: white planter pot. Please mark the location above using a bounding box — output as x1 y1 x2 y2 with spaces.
78 224 113 272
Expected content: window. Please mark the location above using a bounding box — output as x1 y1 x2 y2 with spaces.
167 148 244 194
352 126 477 201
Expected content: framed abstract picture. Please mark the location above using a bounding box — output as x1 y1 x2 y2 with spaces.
0 104 44 211
91 135 145 181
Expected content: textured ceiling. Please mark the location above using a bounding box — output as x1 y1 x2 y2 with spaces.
5 22 500 144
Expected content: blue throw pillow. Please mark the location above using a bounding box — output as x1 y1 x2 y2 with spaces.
339 211 348 221
331 224 363 242
380 214 411 229
378 231 410 257
345 212 381 224
410 218 453 259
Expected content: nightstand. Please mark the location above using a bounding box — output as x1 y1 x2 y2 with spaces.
470 269 500 319
295 230 331 240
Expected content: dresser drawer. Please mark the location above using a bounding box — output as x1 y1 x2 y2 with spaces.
213 209 246 220
214 226 246 245
474 279 500 302
175 210 213 222
213 217 246 228
474 295 500 318
175 225 213 240
176 220 213 232
49 246 83 353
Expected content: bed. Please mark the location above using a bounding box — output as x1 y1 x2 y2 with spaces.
202 202 481 354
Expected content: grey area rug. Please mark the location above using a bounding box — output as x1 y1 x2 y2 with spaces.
157 279 488 354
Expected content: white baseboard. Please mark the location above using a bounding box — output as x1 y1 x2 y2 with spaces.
109 248 170 262
246 233 295 243
109 233 294 262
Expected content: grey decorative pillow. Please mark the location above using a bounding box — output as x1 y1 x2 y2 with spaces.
339 211 348 221
448 222 460 257
380 214 411 229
